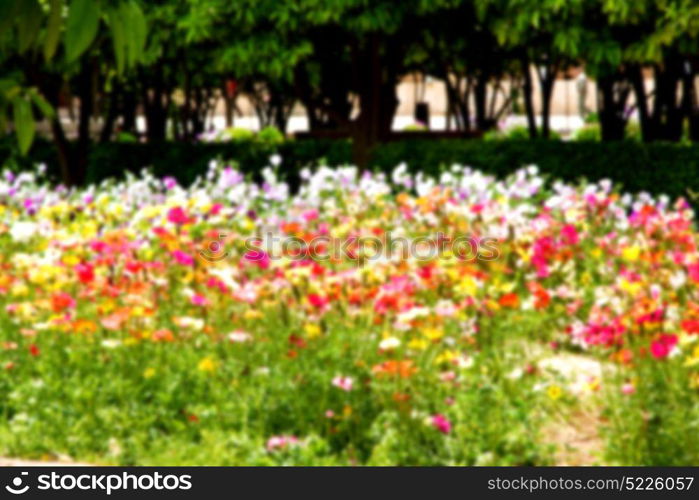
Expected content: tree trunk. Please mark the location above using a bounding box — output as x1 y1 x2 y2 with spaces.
685 59 699 142
537 63 557 139
521 56 537 138
597 72 630 141
474 73 488 131
350 34 397 168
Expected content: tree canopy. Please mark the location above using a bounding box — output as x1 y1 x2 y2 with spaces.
3 0 699 183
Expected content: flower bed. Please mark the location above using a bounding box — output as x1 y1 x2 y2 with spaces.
0 163 697 465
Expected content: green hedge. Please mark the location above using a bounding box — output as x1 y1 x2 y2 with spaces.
2 137 699 200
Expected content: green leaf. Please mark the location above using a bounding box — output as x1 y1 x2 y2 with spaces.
0 0 20 34
44 0 63 61
65 0 101 63
30 92 55 119
108 7 126 73
13 97 35 155
122 1 147 67
17 0 43 53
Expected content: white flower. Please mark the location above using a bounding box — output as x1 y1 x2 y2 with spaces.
10 222 38 243
228 330 252 343
101 339 122 349
379 337 401 351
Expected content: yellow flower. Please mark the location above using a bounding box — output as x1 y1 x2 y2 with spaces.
10 284 29 297
303 323 322 339
62 254 80 267
455 276 477 297
408 338 428 351
244 309 263 320
198 357 218 373
240 219 256 232
619 278 642 296
684 346 699 367
422 327 444 341
547 385 563 401
622 245 641 262
435 350 458 365
143 367 156 379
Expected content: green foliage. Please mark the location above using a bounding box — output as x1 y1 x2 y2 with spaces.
1 0 148 155
65 0 101 63
574 124 601 141
11 98 35 155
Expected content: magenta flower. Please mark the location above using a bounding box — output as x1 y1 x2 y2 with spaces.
167 206 190 225
650 334 678 359
191 294 209 306
431 414 452 434
172 250 194 266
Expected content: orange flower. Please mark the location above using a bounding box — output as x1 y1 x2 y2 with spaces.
371 360 417 379
499 292 519 308
152 329 175 342
527 282 551 309
100 307 131 331
72 319 98 334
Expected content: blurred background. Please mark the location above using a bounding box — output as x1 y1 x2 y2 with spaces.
2 0 699 186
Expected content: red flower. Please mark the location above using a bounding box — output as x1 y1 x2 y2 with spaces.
29 344 40 357
681 319 699 334
74 263 95 284
499 293 519 308
51 292 75 313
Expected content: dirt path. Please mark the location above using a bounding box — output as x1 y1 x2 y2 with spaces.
537 352 607 465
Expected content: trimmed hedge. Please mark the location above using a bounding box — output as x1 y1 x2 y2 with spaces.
2 137 699 200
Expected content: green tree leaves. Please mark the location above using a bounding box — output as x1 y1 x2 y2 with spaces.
65 0 101 63
12 97 35 155
44 0 64 61
108 1 148 73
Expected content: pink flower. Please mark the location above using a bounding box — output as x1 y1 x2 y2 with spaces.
431 414 452 434
167 206 190 225
191 294 209 306
325 410 335 418
243 249 270 269
560 224 579 245
172 250 194 266
621 383 636 395
302 209 319 222
650 334 678 359
332 375 354 392
266 435 299 452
